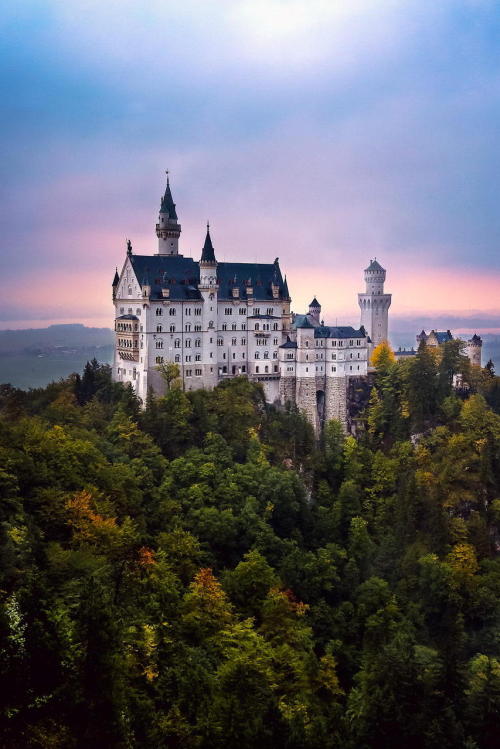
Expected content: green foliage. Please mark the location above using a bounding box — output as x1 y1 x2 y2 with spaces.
0 358 499 747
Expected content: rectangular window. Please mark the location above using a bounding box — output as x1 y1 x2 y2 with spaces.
195 368 202 375
239 307 246 315
186 369 192 376
224 308 233 315
194 308 202 316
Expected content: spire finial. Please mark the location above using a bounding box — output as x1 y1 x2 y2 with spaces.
165 169 169 186
126 238 132 256
207 220 210 231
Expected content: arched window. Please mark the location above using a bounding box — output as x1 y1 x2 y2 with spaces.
169 308 176 316
255 323 259 331
175 354 180 363
156 325 162 332
156 308 162 316
174 339 180 348
170 325 175 332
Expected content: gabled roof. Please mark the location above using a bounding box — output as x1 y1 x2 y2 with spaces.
296 317 314 329
160 177 178 220
366 259 385 272
201 226 216 263
433 330 453 344
130 254 202 300
315 325 366 339
280 336 297 349
128 255 288 302
216 261 287 301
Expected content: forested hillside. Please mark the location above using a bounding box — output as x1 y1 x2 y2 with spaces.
1 345 500 748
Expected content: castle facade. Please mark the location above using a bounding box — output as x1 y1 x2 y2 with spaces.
112 178 390 431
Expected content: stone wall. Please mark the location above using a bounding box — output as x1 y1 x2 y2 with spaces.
296 376 320 434
279 375 296 405
324 376 348 430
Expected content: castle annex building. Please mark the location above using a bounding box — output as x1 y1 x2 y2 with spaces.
112 177 390 431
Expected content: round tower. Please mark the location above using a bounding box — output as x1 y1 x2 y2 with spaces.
466 334 482 367
156 173 181 255
308 297 321 325
358 259 392 347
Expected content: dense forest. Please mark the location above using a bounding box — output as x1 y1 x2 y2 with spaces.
1 341 500 748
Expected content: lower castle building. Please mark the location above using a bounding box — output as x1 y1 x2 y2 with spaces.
112 177 389 432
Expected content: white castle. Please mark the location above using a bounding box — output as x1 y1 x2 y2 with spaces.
113 177 390 432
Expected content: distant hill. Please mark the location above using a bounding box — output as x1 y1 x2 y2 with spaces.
0 323 113 354
0 324 114 389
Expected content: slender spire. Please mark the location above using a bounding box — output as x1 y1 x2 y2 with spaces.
201 222 216 263
160 170 178 220
112 267 119 286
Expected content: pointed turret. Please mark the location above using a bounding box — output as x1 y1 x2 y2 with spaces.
112 267 119 300
201 222 216 264
308 296 321 324
156 172 181 255
160 176 178 220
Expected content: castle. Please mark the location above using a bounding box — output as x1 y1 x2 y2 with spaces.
112 177 389 432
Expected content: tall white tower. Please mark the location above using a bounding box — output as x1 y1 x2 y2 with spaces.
156 174 181 255
358 259 391 347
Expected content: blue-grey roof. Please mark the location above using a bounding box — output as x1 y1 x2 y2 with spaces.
216 261 287 301
160 178 178 220
280 337 297 349
201 227 216 263
129 255 287 301
434 331 453 344
117 314 139 320
366 259 384 272
112 269 119 286
296 317 315 329
315 325 366 339
309 296 320 308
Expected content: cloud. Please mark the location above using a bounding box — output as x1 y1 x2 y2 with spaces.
1 0 500 327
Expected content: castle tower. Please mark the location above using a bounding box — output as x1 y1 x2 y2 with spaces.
198 223 219 389
156 174 181 255
308 297 321 325
466 334 482 367
358 259 391 347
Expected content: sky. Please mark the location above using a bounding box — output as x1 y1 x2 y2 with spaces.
1 0 499 333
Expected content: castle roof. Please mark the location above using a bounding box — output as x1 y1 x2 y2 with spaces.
309 296 321 308
296 317 315 329
280 336 297 349
365 259 385 272
160 177 178 220
129 254 287 301
112 269 119 286
469 334 482 343
433 330 454 344
315 325 366 339
117 314 139 320
201 225 216 263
